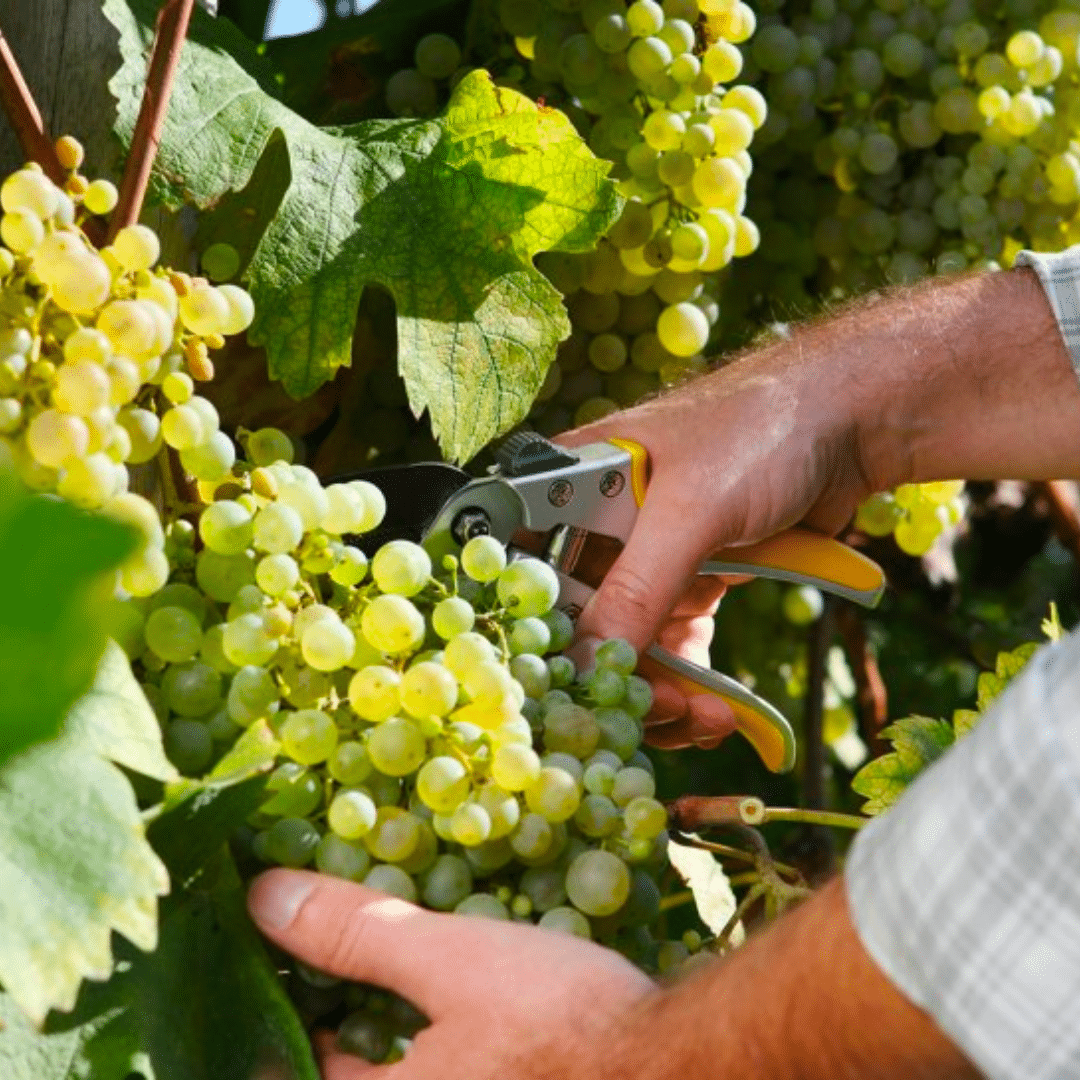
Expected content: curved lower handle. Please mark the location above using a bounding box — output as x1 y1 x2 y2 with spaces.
703 528 885 608
640 646 796 773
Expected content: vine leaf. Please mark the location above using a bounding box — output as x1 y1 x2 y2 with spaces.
0 644 172 1026
104 0 620 462
0 480 138 769
852 716 955 816
0 854 319 1080
666 838 742 941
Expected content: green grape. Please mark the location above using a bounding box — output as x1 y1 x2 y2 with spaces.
277 478 328 533
330 546 369 586
477 783 521 838
315 833 371 880
364 807 422 863
165 719 213 776
247 427 295 466
596 638 638 675
525 767 581 822
624 796 668 839
180 431 235 483
612 765 656 806
432 596 475 639
161 660 221 717
520 864 569 913
256 553 300 597
455 893 511 919
657 302 709 356
422 854 473 910
460 535 507 582
266 816 321 868
329 789 379 840
623 675 653 719
386 68 438 117
262 762 323 818
510 812 554 860
348 665 402 723
222 612 278 667
565 849 631 916
302 618 356 672
492 743 542 791
199 500 253 556
782 584 825 625
280 708 338 765
584 761 617 795
361 594 426 654
200 242 242 282
368 717 427 776
542 611 575 655
450 802 492 846
363 863 418 902
371 539 432 597
544 703 601 758
417 755 471 812
145 605 203 664
329 741 373 785
443 633 496 681
575 793 620 837
510 653 550 699
538 906 593 938
627 36 673 79
400 661 459 718
197 550 256 603
626 0 664 35
496 558 560 618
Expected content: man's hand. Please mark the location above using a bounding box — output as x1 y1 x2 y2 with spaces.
559 266 1080 748
247 869 654 1079
249 871 979 1080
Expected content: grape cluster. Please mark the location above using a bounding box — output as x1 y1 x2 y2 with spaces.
133 476 679 1059
0 138 254 596
855 479 965 555
483 0 766 432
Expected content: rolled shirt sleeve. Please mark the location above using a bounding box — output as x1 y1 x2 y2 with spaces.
845 630 1080 1080
1015 247 1080 381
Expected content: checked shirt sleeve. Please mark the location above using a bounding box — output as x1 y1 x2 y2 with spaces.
845 630 1080 1080
1015 247 1080 381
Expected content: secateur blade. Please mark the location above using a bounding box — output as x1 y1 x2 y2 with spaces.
329 463 471 557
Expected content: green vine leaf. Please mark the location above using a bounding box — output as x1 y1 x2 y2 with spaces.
104 0 620 462
0 481 138 769
851 716 955 817
0 645 171 1025
0 853 319 1080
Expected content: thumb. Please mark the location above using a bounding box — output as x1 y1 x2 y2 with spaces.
248 870 482 1018
573 486 706 654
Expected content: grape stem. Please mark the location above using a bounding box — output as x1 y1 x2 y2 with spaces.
669 795 866 832
658 889 694 912
0 28 65 184
110 0 197 239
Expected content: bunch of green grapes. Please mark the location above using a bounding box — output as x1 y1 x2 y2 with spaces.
127 451 685 1059
856 480 965 555
0 138 254 595
482 0 766 432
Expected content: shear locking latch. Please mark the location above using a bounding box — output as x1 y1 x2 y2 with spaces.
495 432 580 477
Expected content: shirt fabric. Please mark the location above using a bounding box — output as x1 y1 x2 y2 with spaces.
845 246 1080 1080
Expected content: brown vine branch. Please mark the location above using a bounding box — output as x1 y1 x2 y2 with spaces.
668 795 866 833
0 28 65 184
110 0 197 237
1035 480 1080 563
836 605 888 757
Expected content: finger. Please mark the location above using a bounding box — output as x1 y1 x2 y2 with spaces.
645 694 737 749
573 482 709 653
248 870 498 1018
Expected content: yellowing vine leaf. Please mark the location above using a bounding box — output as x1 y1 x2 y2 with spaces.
666 838 742 941
0 644 172 1025
104 0 620 462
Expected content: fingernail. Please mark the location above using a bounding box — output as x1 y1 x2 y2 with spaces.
249 871 317 930
695 736 722 750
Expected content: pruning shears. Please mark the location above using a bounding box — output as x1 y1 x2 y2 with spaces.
335 432 886 774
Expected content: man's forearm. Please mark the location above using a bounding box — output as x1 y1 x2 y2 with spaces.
603 879 978 1080
807 266 1080 491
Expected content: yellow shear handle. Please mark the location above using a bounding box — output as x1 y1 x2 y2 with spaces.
639 648 797 773
705 529 886 608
